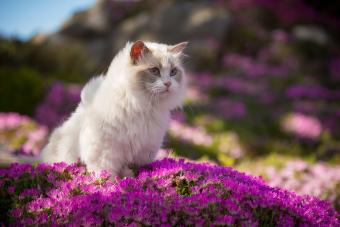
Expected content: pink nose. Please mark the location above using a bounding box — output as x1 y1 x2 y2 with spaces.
164 81 172 87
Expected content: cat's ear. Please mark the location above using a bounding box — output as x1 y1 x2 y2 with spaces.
130 40 150 64
169 42 188 54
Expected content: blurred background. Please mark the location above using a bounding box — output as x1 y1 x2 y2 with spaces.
0 0 339 212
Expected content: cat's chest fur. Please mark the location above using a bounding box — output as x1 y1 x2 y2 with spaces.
88 98 170 164
108 108 168 146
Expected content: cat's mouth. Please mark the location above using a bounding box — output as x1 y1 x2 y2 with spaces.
160 89 170 94
150 88 171 96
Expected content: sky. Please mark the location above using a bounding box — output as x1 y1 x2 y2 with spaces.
0 0 96 40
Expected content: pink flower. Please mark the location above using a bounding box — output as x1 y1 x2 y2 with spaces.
186 87 208 102
169 120 213 146
272 29 289 43
34 82 81 128
265 160 340 202
216 98 246 118
329 57 340 80
282 112 322 139
171 111 186 123
0 112 48 156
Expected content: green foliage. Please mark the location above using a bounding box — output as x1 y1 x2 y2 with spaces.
0 37 97 114
253 206 278 227
0 67 44 115
0 186 12 225
0 37 95 83
172 171 195 196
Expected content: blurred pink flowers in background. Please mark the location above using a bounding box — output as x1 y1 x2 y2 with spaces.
0 112 30 129
35 82 81 128
223 53 292 78
20 127 47 156
329 57 340 80
216 98 246 119
0 112 47 156
186 86 208 102
282 112 322 139
169 120 213 147
266 160 340 205
286 84 340 100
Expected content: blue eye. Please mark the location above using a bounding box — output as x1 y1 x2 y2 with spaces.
170 68 177 77
149 67 160 75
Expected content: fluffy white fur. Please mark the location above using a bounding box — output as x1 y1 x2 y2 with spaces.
41 41 187 177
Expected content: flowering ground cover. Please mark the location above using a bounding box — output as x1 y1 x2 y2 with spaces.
237 155 340 214
265 160 340 212
0 158 339 226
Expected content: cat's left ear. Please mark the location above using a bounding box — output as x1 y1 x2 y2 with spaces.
169 42 188 54
130 40 150 64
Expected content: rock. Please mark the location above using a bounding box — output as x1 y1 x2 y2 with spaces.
42 0 231 71
112 1 230 69
58 0 122 38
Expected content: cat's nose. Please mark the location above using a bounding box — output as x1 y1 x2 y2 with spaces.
164 81 172 87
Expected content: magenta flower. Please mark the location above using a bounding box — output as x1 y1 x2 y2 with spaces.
34 82 81 129
216 98 247 118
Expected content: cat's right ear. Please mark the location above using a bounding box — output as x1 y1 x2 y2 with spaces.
169 42 188 54
130 40 150 64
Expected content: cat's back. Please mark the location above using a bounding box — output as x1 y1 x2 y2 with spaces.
41 102 85 163
81 76 104 106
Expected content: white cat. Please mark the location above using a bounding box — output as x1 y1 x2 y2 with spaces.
41 41 188 177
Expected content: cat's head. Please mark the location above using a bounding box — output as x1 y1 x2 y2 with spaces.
128 40 188 109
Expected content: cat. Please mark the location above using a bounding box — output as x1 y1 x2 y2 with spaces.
41 41 188 178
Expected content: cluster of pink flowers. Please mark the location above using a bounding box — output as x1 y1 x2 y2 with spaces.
34 82 81 129
329 57 340 80
169 120 213 147
265 160 340 211
223 54 292 78
282 112 322 139
193 73 267 97
0 112 47 156
286 84 340 100
0 158 338 226
185 86 209 102
216 98 247 119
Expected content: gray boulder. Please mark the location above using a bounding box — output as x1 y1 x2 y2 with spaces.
40 0 231 71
